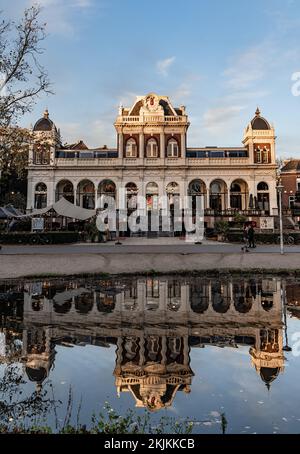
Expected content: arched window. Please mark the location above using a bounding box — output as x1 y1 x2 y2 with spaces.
230 180 248 210
257 182 269 191
263 147 269 163
56 180 74 203
167 138 179 158
126 182 138 210
126 138 137 158
256 146 262 164
146 138 158 158
146 182 159 210
77 180 95 209
33 145 50 165
257 182 269 214
34 183 47 209
209 180 228 211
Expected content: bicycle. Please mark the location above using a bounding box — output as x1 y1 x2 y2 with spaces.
29 234 53 245
275 234 295 245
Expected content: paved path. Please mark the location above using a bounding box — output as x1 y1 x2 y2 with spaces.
1 238 300 279
1 238 300 255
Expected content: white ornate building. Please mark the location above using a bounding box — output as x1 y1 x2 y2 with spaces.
27 93 278 228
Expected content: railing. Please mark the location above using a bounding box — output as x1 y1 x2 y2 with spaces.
116 115 186 124
187 157 250 165
204 209 264 216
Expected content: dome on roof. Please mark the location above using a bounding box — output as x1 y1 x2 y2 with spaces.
251 107 271 130
25 366 47 383
260 367 280 384
33 109 57 132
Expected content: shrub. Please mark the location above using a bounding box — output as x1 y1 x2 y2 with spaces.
0 231 80 245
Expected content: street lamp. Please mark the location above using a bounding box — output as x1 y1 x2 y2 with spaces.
277 182 284 255
282 279 292 352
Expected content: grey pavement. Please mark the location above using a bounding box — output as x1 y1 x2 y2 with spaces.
0 240 300 255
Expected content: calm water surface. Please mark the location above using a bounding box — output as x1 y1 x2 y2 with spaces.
1 274 300 434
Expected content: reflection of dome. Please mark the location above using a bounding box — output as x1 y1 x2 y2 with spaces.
33 109 57 132
251 108 270 130
260 367 280 384
25 366 47 383
261 300 273 311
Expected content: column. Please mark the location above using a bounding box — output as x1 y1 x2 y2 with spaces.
94 184 98 209
160 132 165 158
227 190 231 210
74 184 78 206
47 180 55 206
181 133 186 157
139 132 144 159
206 189 210 210
27 176 34 210
118 133 124 158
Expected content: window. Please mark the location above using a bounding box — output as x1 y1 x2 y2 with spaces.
34 183 47 209
167 139 179 157
125 138 137 158
263 147 269 163
146 138 158 158
289 195 296 208
256 147 262 163
257 182 269 191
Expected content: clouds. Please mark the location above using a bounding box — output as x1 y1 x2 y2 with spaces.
156 56 176 77
202 105 246 135
26 0 94 36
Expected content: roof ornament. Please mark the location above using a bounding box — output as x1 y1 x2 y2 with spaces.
255 107 261 117
43 108 49 119
118 102 123 115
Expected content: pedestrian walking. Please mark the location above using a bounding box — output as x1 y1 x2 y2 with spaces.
241 224 249 252
248 225 256 248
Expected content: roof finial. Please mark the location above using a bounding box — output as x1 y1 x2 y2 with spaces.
44 108 49 119
255 107 261 117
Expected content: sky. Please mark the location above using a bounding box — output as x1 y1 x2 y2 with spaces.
1 0 300 157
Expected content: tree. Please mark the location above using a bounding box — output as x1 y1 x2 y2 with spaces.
0 5 52 205
0 5 51 127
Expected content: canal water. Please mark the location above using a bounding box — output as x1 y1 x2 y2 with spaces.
1 274 300 434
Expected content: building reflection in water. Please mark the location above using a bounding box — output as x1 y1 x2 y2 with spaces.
0 275 287 411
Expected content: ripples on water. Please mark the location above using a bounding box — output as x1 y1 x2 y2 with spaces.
1 274 300 433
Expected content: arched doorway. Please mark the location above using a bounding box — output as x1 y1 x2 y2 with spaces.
98 180 116 209
55 180 74 203
146 182 159 211
77 180 95 209
257 182 270 214
230 180 249 210
209 180 227 212
188 179 207 210
34 183 47 209
126 182 138 210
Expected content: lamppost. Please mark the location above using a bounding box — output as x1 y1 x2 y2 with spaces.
282 278 292 352
277 182 284 255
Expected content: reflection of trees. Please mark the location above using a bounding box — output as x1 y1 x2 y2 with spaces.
0 364 58 429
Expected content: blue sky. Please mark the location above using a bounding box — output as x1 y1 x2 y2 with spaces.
2 0 300 157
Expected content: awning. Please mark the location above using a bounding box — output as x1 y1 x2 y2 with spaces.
17 198 96 221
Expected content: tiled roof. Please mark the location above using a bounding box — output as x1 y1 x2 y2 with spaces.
281 160 300 172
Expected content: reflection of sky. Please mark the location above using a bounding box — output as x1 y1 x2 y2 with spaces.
42 321 300 433
4 325 298 434
3 283 300 433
